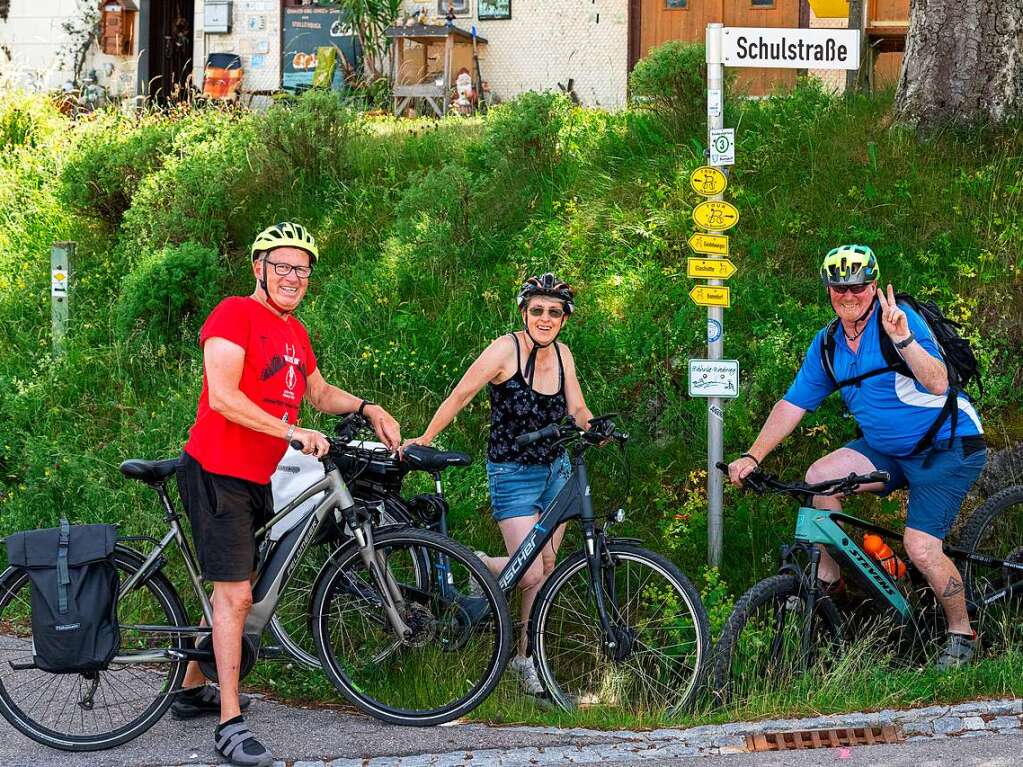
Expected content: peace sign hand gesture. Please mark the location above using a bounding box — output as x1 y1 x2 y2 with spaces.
877 283 911 343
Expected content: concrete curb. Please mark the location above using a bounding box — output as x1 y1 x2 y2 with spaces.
170 698 1023 767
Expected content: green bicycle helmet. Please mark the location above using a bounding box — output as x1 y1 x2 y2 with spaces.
250 222 319 263
820 244 879 287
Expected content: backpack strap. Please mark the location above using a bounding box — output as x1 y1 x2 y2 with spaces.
57 518 71 615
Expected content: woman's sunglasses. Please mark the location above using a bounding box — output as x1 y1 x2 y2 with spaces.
829 283 873 295
527 306 566 319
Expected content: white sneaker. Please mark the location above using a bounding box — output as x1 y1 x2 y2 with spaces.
508 655 545 696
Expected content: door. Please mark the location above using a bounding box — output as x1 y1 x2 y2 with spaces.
147 0 194 103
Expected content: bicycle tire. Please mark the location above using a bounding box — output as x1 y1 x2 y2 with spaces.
957 485 1023 645
530 542 711 714
311 527 512 726
711 573 843 706
266 502 415 669
0 548 188 751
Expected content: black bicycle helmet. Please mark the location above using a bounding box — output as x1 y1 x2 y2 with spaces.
517 273 575 315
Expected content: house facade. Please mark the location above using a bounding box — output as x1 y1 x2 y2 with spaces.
0 1 909 108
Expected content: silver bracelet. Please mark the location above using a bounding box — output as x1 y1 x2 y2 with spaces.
286 423 297 442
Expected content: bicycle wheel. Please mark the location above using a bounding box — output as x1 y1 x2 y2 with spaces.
267 501 413 669
0 548 188 751
530 542 711 714
711 574 843 706
958 485 1023 649
311 527 512 726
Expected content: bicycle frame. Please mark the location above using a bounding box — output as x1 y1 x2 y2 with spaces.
114 458 418 665
494 447 623 650
792 507 913 622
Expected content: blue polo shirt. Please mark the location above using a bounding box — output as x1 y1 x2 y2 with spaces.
784 303 983 457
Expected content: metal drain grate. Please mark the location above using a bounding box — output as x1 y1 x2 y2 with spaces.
746 725 902 751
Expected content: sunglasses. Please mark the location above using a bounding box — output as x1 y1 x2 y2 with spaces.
527 306 566 319
829 283 873 295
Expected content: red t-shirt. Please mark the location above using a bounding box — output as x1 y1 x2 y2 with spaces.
184 296 318 484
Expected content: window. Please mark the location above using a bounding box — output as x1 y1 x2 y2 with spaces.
751 0 775 7
665 0 687 8
478 0 511 20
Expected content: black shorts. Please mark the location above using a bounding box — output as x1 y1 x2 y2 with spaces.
176 451 273 582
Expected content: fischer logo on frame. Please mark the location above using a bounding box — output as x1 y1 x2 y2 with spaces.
722 27 861 70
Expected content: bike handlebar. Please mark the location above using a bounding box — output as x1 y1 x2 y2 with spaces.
513 416 629 450
714 461 889 498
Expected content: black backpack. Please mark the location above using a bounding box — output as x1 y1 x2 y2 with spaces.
820 293 982 455
5 520 120 673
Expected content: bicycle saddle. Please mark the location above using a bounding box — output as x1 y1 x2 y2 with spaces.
119 457 180 484
402 445 472 473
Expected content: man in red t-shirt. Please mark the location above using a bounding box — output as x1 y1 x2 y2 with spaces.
173 222 400 767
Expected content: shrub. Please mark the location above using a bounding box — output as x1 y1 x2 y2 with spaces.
115 242 223 341
60 113 178 224
0 90 65 152
481 91 574 172
628 42 711 139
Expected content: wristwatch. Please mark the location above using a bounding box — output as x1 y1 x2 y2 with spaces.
358 399 376 416
894 332 916 350
285 423 297 442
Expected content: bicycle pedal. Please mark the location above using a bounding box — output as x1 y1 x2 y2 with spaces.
785 596 803 612
259 645 289 659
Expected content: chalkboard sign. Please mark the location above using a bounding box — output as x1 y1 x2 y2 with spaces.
282 4 361 91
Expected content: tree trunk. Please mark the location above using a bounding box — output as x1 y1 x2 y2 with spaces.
895 0 1023 129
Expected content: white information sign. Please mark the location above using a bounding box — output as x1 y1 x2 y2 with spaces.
722 27 861 70
707 88 722 118
709 128 734 166
688 359 740 399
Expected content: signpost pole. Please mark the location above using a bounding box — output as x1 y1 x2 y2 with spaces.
705 23 725 568
51 242 73 358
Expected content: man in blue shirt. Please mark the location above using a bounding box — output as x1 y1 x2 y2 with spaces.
727 245 986 669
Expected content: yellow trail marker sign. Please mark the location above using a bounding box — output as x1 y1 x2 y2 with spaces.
693 201 739 232
688 258 737 280
690 166 728 197
689 285 731 308
688 232 729 256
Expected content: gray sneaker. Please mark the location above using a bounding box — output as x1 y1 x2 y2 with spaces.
936 632 975 671
508 654 546 696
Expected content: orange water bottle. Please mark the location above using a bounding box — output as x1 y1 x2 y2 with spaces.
863 534 907 579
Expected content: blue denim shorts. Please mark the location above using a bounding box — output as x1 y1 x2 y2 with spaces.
845 436 987 540
486 453 572 522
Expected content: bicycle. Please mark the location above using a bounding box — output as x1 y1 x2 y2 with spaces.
0 440 512 751
490 415 711 714
266 413 473 670
710 462 1023 705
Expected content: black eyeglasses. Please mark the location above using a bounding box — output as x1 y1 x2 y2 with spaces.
829 283 872 295
528 306 565 319
265 260 313 279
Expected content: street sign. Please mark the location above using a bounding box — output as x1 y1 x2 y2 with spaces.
688 358 740 399
690 166 728 196
807 0 849 18
709 128 735 165
722 27 861 70
688 258 737 280
693 201 739 232
689 284 731 308
688 232 729 256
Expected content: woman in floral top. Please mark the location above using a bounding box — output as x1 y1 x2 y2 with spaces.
403 274 597 696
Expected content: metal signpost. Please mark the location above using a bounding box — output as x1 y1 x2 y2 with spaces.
696 24 860 567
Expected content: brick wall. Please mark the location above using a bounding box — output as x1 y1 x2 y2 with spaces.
193 0 281 95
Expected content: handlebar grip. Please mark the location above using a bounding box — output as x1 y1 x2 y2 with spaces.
514 423 560 448
715 461 729 474
290 440 304 451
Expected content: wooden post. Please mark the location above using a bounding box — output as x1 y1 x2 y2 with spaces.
442 32 453 116
846 0 866 92
51 242 73 357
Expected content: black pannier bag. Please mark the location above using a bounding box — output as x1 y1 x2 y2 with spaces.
5 520 120 673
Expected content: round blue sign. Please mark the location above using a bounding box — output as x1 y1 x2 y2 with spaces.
707 318 723 343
